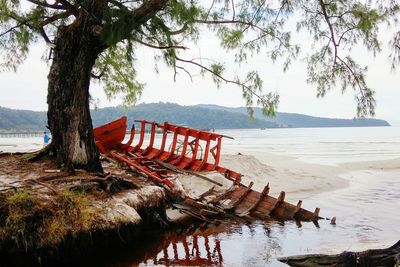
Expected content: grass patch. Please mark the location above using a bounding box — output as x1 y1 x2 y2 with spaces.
0 188 101 251
20 153 35 161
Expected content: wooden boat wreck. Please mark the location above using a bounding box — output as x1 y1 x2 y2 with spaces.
94 117 324 224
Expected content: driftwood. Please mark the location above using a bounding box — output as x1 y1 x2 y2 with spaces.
278 240 400 267
155 160 224 187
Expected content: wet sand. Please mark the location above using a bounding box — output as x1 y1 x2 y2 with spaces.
219 151 400 203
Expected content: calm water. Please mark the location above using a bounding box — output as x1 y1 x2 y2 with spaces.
132 127 400 266
1 127 399 266
219 126 400 165
2 126 400 165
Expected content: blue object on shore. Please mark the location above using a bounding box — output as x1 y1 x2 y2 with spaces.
44 132 51 144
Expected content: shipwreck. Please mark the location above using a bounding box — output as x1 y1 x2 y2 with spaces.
94 117 325 224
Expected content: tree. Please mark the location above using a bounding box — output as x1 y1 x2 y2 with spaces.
0 0 398 172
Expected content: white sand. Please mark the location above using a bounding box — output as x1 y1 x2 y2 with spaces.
174 150 400 206
219 152 400 202
220 153 348 202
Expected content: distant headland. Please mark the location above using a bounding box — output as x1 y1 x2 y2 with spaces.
0 103 390 132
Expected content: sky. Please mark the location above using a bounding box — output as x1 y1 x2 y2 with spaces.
1 28 399 126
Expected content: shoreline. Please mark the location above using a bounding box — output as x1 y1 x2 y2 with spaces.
1 141 400 265
2 141 398 202
219 150 400 202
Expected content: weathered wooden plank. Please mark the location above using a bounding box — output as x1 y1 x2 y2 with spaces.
236 184 270 217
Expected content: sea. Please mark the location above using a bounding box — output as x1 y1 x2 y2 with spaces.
1 126 399 266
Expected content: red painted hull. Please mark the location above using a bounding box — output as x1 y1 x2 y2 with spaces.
94 117 323 223
93 116 127 153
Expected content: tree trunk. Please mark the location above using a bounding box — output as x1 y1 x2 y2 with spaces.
47 7 105 172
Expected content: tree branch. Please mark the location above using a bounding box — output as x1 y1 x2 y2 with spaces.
25 0 66 10
108 0 130 10
318 0 369 102
318 0 338 64
39 11 71 27
195 18 289 49
38 27 52 44
168 23 188 35
175 65 194 82
106 0 169 46
195 17 274 38
0 24 23 37
91 72 104 79
205 0 217 20
57 0 79 16
133 38 186 50
337 56 366 98
8 13 35 32
337 26 357 47
175 56 264 100
8 10 69 44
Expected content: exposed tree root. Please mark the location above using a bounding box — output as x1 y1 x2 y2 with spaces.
23 179 60 195
28 143 53 162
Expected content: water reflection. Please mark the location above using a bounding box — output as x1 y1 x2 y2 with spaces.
133 220 288 267
137 223 235 266
149 234 223 266
134 170 400 266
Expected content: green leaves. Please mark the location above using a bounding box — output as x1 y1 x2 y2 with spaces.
0 0 65 71
218 28 244 49
93 44 144 106
298 0 385 117
166 0 201 24
353 4 382 37
389 31 400 70
0 24 33 71
0 0 30 71
307 50 375 117
210 63 225 86
240 71 279 118
0 0 398 118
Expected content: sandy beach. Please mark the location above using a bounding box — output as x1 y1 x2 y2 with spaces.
218 151 400 202
1 135 399 203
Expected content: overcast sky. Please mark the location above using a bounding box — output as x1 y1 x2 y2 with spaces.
1 28 399 126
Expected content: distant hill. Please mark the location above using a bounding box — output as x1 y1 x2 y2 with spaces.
90 103 279 129
0 103 278 131
0 106 47 131
197 104 390 128
0 103 390 131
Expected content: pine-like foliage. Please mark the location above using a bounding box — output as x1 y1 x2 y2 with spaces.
1 0 399 117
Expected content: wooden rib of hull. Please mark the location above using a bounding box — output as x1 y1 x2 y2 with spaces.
208 185 319 222
94 117 324 223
